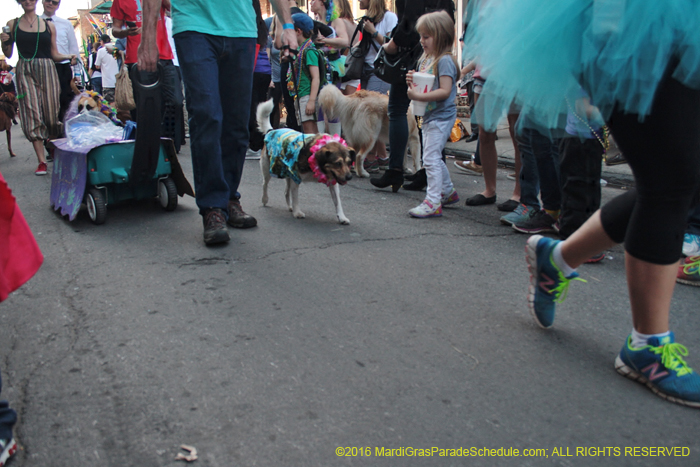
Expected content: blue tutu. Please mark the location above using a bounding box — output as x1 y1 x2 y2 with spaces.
463 0 700 133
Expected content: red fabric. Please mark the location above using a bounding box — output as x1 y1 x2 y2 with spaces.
0 172 43 302
110 0 174 64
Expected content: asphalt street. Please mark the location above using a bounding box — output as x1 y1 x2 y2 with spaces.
0 132 698 467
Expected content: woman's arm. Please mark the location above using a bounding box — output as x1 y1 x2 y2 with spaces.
48 21 75 63
316 18 349 49
1 20 14 59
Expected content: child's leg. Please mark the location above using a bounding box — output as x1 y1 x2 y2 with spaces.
422 120 449 205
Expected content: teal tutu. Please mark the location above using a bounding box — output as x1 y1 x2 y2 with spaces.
464 0 700 133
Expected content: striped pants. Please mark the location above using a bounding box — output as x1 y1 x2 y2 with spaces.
15 58 61 142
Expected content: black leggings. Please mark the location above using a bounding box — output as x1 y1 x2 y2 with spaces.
600 66 700 265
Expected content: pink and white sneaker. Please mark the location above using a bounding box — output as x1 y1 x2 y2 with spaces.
441 188 460 206
409 200 443 218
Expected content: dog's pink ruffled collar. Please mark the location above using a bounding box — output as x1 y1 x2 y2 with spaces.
309 134 347 186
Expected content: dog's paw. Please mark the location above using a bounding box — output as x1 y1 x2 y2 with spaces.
261 195 268 206
293 210 306 219
338 216 350 225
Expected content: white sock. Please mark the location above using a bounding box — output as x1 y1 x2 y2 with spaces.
630 329 671 349
552 242 577 277
327 122 341 137
317 120 325 134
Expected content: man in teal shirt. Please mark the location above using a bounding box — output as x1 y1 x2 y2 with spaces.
139 0 296 245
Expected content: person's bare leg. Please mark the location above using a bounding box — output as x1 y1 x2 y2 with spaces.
626 255 675 334
302 120 318 135
478 127 497 198
507 113 521 201
560 210 617 268
32 140 46 164
557 209 673 333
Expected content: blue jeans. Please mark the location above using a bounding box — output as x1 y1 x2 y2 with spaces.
0 370 16 441
91 76 102 95
174 32 256 214
517 128 560 211
388 79 410 171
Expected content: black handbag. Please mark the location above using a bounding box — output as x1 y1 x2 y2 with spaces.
373 42 423 85
342 20 378 82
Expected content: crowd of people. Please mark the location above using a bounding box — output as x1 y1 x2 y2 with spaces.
1 2 699 462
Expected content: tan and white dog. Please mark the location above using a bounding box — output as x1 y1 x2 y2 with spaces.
256 99 356 224
318 86 422 177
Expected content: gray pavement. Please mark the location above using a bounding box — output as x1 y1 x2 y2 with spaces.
0 129 698 467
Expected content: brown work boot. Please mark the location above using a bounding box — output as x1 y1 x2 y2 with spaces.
227 199 257 228
202 208 230 245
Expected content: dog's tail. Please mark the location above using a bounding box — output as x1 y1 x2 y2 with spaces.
317 85 343 121
256 99 275 135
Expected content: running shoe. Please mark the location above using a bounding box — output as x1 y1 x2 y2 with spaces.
682 233 700 257
513 209 557 234
615 333 700 408
525 235 585 328
409 200 443 218
677 256 700 287
500 204 532 226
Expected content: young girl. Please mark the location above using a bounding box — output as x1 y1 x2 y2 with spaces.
406 11 459 218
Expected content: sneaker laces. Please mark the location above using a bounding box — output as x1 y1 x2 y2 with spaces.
681 256 700 275
650 342 693 377
550 263 586 304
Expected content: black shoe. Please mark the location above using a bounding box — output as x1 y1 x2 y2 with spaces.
370 169 403 193
465 133 478 143
403 168 427 191
227 199 257 228
203 209 230 245
605 152 627 166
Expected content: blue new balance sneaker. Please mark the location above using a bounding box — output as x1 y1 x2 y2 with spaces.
615 333 700 408
525 235 585 328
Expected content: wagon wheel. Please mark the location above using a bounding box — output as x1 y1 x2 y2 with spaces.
86 188 107 225
159 177 178 211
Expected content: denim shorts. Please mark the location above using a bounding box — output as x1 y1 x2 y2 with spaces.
472 77 485 95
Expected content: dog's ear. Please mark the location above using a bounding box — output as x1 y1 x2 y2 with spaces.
346 147 356 164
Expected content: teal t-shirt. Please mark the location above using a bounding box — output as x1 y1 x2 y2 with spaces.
171 0 257 38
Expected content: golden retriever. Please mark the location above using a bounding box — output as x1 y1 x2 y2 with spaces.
318 86 421 177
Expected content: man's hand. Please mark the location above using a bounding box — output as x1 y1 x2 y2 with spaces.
281 29 297 59
126 26 141 36
138 40 158 72
137 0 160 72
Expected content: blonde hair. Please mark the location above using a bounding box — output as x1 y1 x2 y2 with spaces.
415 11 458 79
366 0 387 24
336 0 354 21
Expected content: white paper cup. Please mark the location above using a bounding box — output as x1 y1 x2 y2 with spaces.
410 71 435 117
